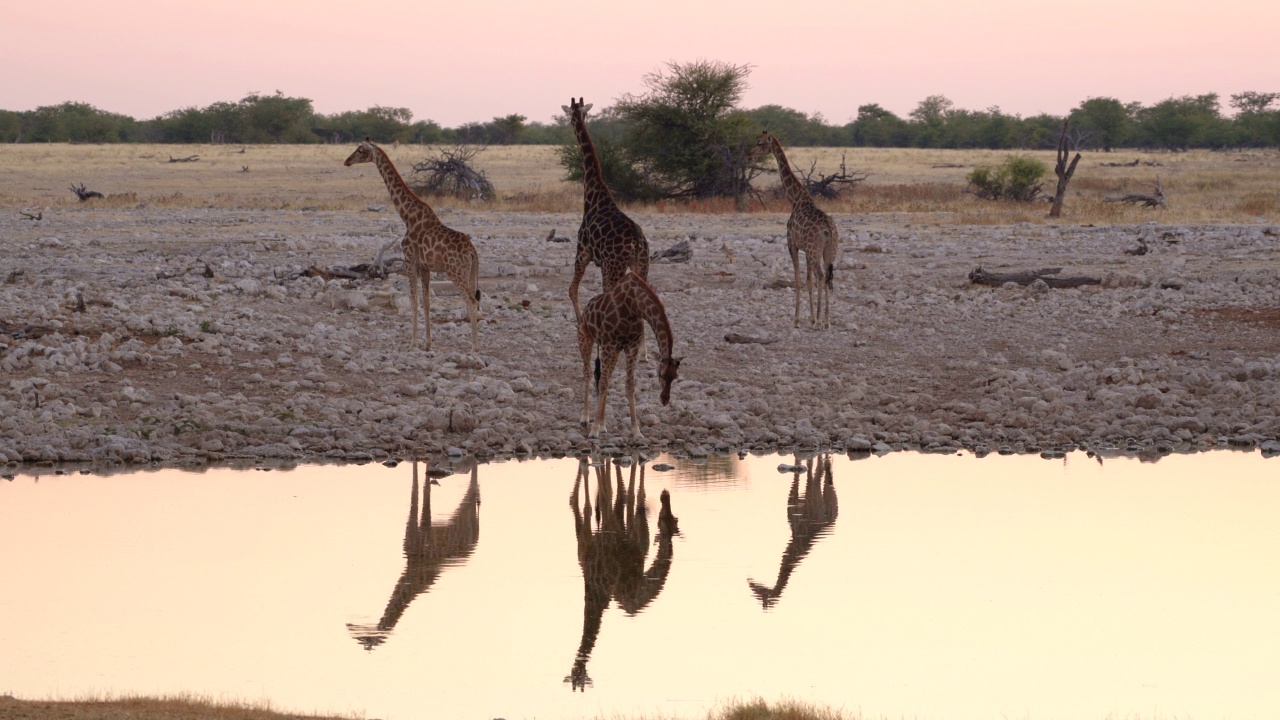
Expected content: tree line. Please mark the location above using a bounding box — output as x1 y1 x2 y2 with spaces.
3 87 1278 151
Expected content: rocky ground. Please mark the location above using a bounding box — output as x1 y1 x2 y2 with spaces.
2 204 1279 469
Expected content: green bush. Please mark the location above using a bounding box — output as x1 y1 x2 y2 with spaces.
967 154 1048 201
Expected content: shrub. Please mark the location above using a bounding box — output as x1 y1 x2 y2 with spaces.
966 155 1048 201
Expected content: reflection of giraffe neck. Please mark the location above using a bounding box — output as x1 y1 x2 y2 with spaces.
571 114 617 214
769 137 811 208
631 274 673 360
370 144 441 227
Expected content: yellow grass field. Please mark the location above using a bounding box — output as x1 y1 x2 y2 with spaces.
1 143 1276 224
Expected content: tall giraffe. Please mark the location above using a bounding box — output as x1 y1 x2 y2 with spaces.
748 454 838 609
577 269 680 440
562 99 650 341
347 460 481 649
755 131 839 329
566 457 678 691
344 139 480 351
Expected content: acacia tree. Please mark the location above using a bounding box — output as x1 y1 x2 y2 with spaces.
1069 97 1131 151
566 59 766 203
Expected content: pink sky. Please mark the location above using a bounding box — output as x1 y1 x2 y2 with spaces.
4 0 1276 125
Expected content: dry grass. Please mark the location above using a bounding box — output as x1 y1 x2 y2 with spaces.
1 143 1277 224
0 693 360 720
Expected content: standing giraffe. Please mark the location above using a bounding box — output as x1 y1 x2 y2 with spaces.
566 457 677 691
577 269 680 440
562 98 650 331
344 139 480 351
755 131 839 329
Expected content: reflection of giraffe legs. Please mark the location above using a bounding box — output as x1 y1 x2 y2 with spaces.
748 454 838 609
348 460 481 650
566 457 678 691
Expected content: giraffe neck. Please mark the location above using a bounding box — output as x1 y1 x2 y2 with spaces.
769 138 811 208
633 277 674 360
571 114 617 213
370 145 440 226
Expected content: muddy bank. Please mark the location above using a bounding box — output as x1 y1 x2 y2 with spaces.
2 206 1279 468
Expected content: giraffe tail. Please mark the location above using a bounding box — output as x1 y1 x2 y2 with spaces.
593 353 601 392
825 263 834 290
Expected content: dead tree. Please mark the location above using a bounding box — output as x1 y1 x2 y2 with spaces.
408 145 495 200
69 183 104 201
1106 176 1167 208
795 154 869 200
167 155 200 163
969 266 1101 289
1049 120 1082 218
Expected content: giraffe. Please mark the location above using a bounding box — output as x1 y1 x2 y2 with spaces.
347 460 481 650
755 131 840 329
747 453 838 609
566 457 678 691
577 268 680 440
344 139 480 351
562 98 651 356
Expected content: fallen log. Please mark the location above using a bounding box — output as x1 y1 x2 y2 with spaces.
168 155 200 163
1105 176 1167 208
70 183 104 201
651 239 691 263
724 333 778 345
968 266 1101 288
19 210 42 221
545 228 570 243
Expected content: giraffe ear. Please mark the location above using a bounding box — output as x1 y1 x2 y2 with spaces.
561 105 571 115
583 103 593 113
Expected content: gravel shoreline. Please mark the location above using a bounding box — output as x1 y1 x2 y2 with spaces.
2 206 1279 468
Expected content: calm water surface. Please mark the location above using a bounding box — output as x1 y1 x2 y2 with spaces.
2 451 1278 720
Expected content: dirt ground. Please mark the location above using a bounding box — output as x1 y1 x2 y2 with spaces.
1 145 1278 469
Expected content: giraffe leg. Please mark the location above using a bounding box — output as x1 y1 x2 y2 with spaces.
444 256 480 352
569 247 590 322
407 264 421 350
624 345 642 441
578 327 594 428
807 252 822 328
421 269 433 351
590 348 620 439
789 243 803 328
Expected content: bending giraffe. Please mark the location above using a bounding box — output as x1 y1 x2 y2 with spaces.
566 457 678 691
748 454 839 609
347 460 481 650
344 139 480 351
578 269 680 440
754 131 840 329
562 98 651 355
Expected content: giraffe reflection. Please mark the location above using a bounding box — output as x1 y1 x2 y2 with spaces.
567 457 678 691
748 454 838 609
348 460 481 650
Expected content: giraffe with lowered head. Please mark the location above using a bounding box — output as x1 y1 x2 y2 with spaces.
344 139 480 351
755 131 839 329
563 99 650 334
578 269 680 440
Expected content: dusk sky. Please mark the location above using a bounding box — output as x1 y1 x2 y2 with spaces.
5 0 1275 126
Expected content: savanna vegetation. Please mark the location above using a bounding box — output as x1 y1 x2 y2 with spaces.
2 67 1276 154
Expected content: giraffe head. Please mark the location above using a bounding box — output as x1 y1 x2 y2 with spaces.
751 131 775 160
561 97 593 122
343 137 378 166
657 355 681 405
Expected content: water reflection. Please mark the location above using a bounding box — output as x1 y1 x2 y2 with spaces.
347 460 481 649
748 454 838 609
567 456 678 690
